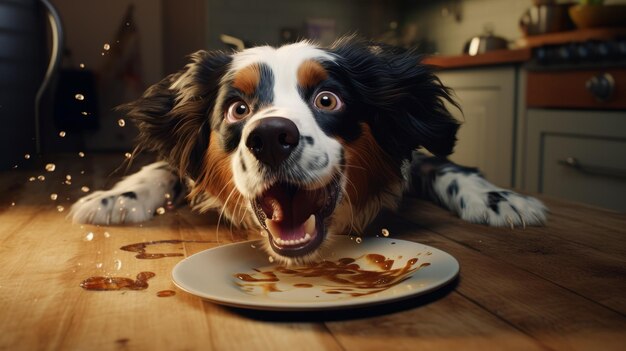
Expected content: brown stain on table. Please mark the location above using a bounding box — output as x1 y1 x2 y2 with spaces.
120 239 211 259
80 272 156 291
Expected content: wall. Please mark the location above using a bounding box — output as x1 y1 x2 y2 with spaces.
51 0 163 85
403 0 626 56
162 0 206 74
203 0 399 50
49 0 163 151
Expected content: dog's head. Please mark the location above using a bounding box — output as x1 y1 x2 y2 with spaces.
123 37 458 263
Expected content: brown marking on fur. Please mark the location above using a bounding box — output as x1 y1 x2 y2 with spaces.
342 123 402 209
297 60 328 89
189 131 243 219
231 64 260 95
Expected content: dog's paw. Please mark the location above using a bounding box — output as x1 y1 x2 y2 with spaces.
70 161 181 225
71 190 158 225
456 190 547 228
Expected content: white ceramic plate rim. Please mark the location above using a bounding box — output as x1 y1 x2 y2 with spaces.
172 237 459 311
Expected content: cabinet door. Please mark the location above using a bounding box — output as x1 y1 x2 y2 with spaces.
437 67 517 187
524 109 626 211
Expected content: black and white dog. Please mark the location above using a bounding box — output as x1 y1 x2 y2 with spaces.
71 37 546 264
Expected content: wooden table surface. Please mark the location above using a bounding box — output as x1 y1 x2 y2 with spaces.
1 153 625 351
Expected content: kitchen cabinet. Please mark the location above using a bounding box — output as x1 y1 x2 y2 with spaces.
437 66 519 187
520 66 626 212
522 109 626 212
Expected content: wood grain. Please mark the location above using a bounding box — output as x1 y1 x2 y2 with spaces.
378 213 626 351
398 199 626 314
1 153 625 350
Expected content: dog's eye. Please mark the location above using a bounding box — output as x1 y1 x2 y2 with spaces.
225 100 251 122
313 91 342 111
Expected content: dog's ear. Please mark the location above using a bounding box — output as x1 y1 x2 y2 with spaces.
120 50 232 178
329 38 460 159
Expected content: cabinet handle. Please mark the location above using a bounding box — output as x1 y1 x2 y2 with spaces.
585 73 615 102
558 157 626 180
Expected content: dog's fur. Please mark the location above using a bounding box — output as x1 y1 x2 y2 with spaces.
71 37 547 264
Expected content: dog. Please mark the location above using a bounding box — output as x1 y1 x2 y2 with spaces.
71 37 547 264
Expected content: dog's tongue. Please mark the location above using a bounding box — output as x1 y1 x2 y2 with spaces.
260 183 324 240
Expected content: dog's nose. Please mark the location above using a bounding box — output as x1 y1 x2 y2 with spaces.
245 117 300 168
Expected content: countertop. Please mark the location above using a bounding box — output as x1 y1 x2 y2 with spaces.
423 27 626 70
1 154 625 350
423 48 532 70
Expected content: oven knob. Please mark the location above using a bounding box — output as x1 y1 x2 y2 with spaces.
585 73 615 102
616 39 626 58
576 43 590 61
595 41 611 59
557 45 572 62
535 47 548 64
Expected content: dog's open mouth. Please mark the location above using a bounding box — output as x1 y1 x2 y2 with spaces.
252 181 340 257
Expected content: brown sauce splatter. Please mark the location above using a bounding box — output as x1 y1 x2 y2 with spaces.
234 253 430 297
366 253 395 270
80 272 156 291
235 271 278 282
120 240 210 259
115 338 130 346
156 290 176 297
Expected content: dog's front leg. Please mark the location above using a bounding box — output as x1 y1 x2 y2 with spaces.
70 161 184 225
406 151 547 227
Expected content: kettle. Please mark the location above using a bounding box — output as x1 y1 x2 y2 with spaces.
0 0 63 168
463 27 509 56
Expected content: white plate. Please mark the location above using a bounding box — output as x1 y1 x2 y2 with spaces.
172 237 459 311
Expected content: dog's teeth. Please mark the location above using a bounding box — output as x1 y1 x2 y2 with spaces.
266 216 317 247
264 219 280 240
304 214 315 235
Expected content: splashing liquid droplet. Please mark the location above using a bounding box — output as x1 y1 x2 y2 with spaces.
24 154 31 159
155 207 165 215
84 232 94 241
103 43 110 51
118 119 126 127
58 131 66 137
56 205 64 212
37 175 45 181
78 152 85 158
124 152 132 159
50 193 58 200
356 237 362 244
28 177 35 182
45 163 56 172
114 259 122 271
79 63 85 69
382 228 390 237
81 186 90 193
74 94 85 101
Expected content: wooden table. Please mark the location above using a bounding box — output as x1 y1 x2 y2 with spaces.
1 153 625 350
